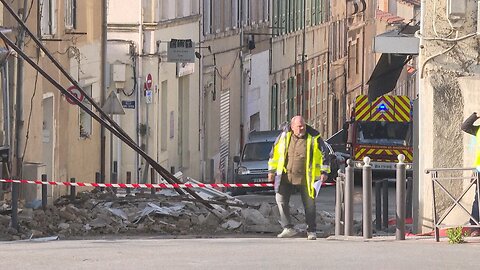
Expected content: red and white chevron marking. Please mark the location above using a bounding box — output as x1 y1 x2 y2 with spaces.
0 179 335 189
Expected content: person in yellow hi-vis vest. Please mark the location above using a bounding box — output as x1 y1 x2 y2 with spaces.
267 116 330 240
461 112 480 236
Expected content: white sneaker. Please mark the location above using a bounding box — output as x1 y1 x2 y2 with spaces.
307 232 317 240
277 228 297 238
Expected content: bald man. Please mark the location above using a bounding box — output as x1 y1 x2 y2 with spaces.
268 116 331 240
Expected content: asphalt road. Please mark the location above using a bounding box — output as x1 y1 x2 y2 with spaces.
1 237 479 270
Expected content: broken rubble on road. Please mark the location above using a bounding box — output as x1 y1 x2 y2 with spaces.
0 184 336 241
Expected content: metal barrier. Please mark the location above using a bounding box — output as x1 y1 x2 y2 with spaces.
335 169 344 236
425 167 480 242
335 155 408 240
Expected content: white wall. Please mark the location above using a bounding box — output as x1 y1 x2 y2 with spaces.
108 0 141 24
244 50 270 136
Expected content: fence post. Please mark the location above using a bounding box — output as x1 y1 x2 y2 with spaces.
41 174 48 210
150 167 156 195
126 171 131 195
95 172 103 192
344 159 354 236
382 179 389 229
396 154 406 240
11 182 19 229
335 170 344 236
363 157 372 239
70 177 76 200
111 161 117 194
375 180 382 231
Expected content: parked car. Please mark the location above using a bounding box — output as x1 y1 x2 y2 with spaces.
232 130 281 195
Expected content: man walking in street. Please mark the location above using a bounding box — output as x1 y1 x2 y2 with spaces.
268 116 330 240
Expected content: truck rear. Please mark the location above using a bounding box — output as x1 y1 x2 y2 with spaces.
346 95 413 178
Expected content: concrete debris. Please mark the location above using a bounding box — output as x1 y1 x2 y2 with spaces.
0 190 336 241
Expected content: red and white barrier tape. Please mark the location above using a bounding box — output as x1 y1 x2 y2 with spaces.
0 178 334 189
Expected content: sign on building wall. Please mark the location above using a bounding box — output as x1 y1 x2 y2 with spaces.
167 39 195 63
177 62 195 77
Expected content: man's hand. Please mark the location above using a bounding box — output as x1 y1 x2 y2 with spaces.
319 173 328 182
268 173 275 182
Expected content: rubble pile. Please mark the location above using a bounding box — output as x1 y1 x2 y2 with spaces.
0 189 336 241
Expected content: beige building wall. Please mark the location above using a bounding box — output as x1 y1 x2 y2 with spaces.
419 0 480 232
201 0 270 183
3 1 102 199
107 0 202 183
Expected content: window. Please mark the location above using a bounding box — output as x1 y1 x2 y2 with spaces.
203 0 211 35
231 0 239 29
40 0 57 36
356 38 360 74
242 0 250 26
79 85 92 138
65 0 76 30
287 77 295 120
271 83 278 130
160 0 176 21
249 112 260 132
280 80 287 123
213 0 221 32
177 0 191 18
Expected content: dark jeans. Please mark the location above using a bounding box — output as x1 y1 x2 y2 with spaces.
275 179 316 232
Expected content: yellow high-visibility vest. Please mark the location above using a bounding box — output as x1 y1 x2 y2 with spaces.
268 131 327 198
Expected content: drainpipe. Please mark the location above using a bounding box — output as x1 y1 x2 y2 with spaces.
100 0 107 184
198 0 206 181
301 0 306 117
136 1 143 183
14 0 28 177
2 62 10 148
240 1 245 151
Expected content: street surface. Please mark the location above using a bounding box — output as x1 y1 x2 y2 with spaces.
1 236 479 270
236 183 397 221
2 184 479 270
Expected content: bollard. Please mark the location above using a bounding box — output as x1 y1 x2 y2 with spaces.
126 171 131 195
111 172 117 194
95 172 104 192
11 182 19 230
396 154 406 240
375 181 382 231
335 170 344 236
70 178 76 200
344 159 354 236
382 179 389 229
150 167 156 195
41 174 48 210
406 177 413 219
362 157 372 239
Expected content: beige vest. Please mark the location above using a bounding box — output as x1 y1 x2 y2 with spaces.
286 135 307 185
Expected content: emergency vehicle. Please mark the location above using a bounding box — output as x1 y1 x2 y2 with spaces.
345 94 413 177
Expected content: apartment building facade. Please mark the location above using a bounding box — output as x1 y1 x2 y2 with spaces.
1 0 103 200
106 0 202 183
